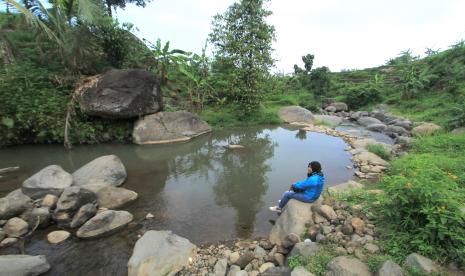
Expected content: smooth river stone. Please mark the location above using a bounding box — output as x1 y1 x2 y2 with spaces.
0 255 50 276
76 210 133 239
22 165 73 199
128 230 197 276
72 155 127 187
96 186 138 209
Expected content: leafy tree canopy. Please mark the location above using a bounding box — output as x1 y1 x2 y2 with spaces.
209 0 275 114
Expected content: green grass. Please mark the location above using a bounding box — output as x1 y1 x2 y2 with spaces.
367 144 392 160
289 245 338 276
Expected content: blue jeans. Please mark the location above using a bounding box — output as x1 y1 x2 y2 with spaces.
278 190 314 209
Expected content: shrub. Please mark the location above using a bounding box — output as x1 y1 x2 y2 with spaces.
379 155 465 265
344 83 383 109
367 144 391 160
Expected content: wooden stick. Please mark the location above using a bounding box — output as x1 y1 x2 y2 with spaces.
0 166 19 174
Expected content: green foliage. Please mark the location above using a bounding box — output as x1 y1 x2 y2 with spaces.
0 61 133 146
399 64 436 100
90 19 137 68
365 255 393 273
309 66 331 98
287 255 305 269
302 54 314 73
379 153 465 265
209 0 275 114
410 132 465 156
147 39 191 110
200 104 281 128
447 99 465 129
303 246 338 275
367 144 391 160
344 83 383 109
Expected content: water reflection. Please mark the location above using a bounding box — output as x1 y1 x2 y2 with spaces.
295 129 307 140
213 129 276 238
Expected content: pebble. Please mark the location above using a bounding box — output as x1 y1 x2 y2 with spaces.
47 230 71 244
0 237 18 248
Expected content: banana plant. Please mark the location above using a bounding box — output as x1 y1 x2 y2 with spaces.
178 42 212 111
147 39 190 110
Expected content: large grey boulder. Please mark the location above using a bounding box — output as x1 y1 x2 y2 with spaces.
326 256 372 276
451 127 465 135
329 102 348 112
96 186 138 209
353 151 389 167
0 189 32 220
366 123 387 132
213 258 228 276
291 266 315 276
351 138 392 152
72 155 127 187
22 165 73 199
262 267 292 276
269 199 314 245
412 123 442 136
76 69 160 119
133 111 211 144
358 117 383 127
387 125 409 136
288 241 320 258
127 230 197 276
389 119 412 130
278 106 315 125
0 255 50 276
328 180 364 193
314 115 343 127
76 210 133 239
404 253 439 274
378 260 403 276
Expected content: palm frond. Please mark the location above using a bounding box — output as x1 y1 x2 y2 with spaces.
5 0 62 46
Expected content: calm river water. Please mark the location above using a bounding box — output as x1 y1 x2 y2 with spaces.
0 125 354 275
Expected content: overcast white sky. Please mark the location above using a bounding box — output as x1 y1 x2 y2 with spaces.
116 0 465 73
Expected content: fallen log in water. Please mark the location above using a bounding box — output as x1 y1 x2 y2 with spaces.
0 166 19 175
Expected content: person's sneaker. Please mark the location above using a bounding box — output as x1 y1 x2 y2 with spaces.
269 206 282 213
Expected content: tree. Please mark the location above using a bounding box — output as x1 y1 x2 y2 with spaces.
309 66 331 98
209 0 275 114
302 53 314 73
104 0 151 17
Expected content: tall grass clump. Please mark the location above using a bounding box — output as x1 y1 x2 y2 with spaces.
367 144 391 160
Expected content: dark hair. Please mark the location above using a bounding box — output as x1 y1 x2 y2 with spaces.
308 161 322 174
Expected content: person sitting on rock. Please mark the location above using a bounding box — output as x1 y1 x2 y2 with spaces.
269 161 325 212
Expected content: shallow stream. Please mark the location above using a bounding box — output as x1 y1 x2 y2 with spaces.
0 126 354 275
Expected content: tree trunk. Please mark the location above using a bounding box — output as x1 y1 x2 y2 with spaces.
106 0 113 17
64 102 73 150
156 82 164 111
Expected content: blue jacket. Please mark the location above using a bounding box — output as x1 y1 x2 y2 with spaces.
292 173 325 201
